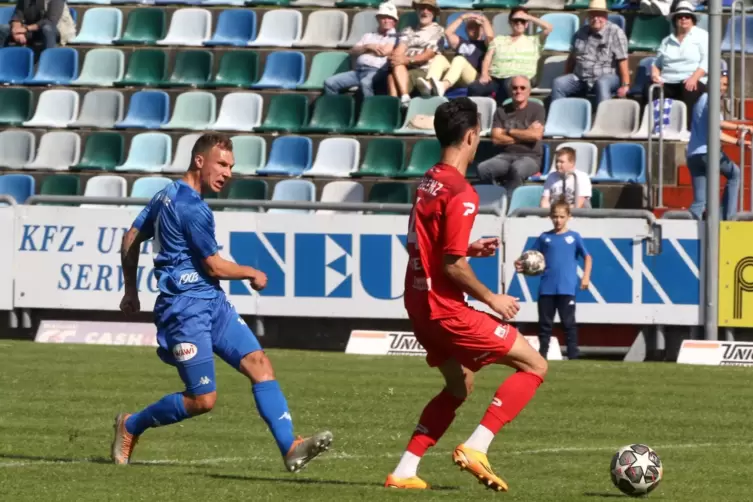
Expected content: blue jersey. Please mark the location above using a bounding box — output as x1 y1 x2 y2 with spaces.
531 229 589 296
133 180 221 299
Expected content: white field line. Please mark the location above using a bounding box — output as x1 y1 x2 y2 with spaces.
0 441 749 469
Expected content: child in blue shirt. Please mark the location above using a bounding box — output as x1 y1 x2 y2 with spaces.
516 198 592 360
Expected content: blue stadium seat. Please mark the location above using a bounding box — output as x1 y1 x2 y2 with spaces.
507 185 544 215
69 7 123 44
130 176 172 198
721 16 753 52
628 56 655 96
592 143 646 183
0 6 15 25
0 174 35 204
24 47 78 85
544 98 592 138
115 90 170 129
268 179 316 214
443 12 471 41
540 13 579 52
250 51 305 89
256 136 313 176
0 47 34 84
204 9 256 46
582 13 625 31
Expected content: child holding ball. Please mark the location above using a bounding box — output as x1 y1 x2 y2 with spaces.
515 198 592 360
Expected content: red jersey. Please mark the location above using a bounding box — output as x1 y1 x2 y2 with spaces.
404 163 480 320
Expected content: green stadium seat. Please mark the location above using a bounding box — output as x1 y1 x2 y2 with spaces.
565 0 589 8
397 139 441 178
336 0 381 6
368 182 413 206
591 188 603 208
115 8 166 46
39 174 81 206
297 51 350 90
472 0 521 9
70 132 125 172
226 179 269 212
351 138 404 178
628 15 671 52
0 87 32 126
115 49 167 87
231 135 267 175
247 0 291 6
161 50 213 88
207 51 259 88
348 95 401 134
254 94 308 133
299 95 355 134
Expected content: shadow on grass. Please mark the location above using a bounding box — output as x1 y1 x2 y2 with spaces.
207 473 460 491
0 453 112 465
582 492 627 498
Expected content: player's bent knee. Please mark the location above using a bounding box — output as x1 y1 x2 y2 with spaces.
239 350 276 383
528 354 548 381
184 391 216 415
446 370 474 399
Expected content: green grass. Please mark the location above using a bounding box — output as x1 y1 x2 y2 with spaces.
1 340 751 501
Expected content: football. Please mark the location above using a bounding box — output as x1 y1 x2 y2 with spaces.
610 444 663 497
518 250 545 275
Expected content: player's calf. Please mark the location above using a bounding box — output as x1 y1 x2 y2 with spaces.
184 391 216 416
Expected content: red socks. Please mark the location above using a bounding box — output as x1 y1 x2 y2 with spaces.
480 371 543 434
406 389 465 456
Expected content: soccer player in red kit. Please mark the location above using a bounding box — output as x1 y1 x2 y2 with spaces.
384 98 548 492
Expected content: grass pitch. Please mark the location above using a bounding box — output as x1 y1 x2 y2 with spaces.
1 340 751 501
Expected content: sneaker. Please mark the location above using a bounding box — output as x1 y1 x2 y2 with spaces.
284 431 333 472
452 444 509 492
430 77 445 97
415 77 432 97
384 473 430 489
111 413 139 465
400 95 411 108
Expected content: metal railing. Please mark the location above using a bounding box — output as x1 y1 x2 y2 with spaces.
730 0 748 119
647 83 665 208
0 195 17 206
731 211 753 220
661 209 694 219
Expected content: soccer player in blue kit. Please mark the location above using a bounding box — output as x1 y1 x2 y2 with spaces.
112 133 333 471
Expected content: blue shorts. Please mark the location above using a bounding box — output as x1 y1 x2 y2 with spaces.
153 294 262 396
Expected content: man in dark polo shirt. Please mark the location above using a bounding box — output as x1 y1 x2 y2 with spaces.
476 75 545 195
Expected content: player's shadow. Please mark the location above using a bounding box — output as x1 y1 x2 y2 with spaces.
583 492 627 498
207 473 459 491
0 453 112 465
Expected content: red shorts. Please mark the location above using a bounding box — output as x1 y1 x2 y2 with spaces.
409 307 518 372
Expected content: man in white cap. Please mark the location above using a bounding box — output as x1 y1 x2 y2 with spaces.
550 0 630 106
323 2 399 97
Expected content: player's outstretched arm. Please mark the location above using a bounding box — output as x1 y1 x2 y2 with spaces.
120 227 150 314
443 255 519 320
202 253 267 291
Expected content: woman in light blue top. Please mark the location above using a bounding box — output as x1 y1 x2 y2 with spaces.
644 0 708 128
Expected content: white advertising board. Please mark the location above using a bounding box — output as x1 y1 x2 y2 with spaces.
677 340 753 367
0 206 14 310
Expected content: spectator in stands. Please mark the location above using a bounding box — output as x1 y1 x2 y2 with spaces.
540 147 592 209
414 13 493 97
687 72 753 221
476 75 545 195
468 8 552 105
646 1 708 129
387 0 445 107
323 2 399 98
0 0 76 49
550 0 630 106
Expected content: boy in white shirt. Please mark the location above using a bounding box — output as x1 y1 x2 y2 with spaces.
540 147 592 209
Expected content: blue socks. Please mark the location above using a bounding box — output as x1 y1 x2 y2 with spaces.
253 380 295 455
125 392 190 436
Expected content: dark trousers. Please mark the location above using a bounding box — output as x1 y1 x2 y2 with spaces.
642 81 707 130
467 77 512 106
0 21 59 50
538 294 579 360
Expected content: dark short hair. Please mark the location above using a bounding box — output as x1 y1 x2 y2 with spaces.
190 133 233 167
509 6 528 19
434 98 479 148
556 146 577 162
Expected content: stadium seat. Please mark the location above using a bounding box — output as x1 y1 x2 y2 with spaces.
130 177 172 202
294 10 348 48
351 138 404 177
248 9 302 47
0 88 32 125
71 132 125 171
254 93 308 133
584 99 641 138
83 175 127 203
473 184 507 215
256 136 312 176
0 174 35 204
532 55 568 93
0 47 34 84
317 180 365 214
506 185 544 215
339 10 378 48
632 99 689 141
114 8 166 45
250 51 305 89
115 49 168 87
540 13 579 52
268 179 317 214
472 0 522 10
304 137 360 177
291 0 336 7
348 95 401 134
115 90 169 129
203 0 245 5
592 143 646 183
628 14 671 52
491 13 513 37
212 92 263 132
697 13 709 32
721 16 753 52
468 140 496 178
207 51 259 87
71 48 125 87
590 187 603 208
70 7 123 44
115 132 172 172
40 174 81 202
24 132 81 171
297 51 350 90
544 98 592 138
230 135 267 175
24 47 78 85
23 89 79 128
367 181 412 205
469 96 496 136
628 56 656 97
535 141 598 181
204 9 256 46
156 8 212 46
0 131 35 169
71 90 124 128
0 6 14 24
300 95 355 133
398 139 441 178
443 12 472 41
161 50 213 87
162 133 201 173
226 179 268 212
394 97 448 135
